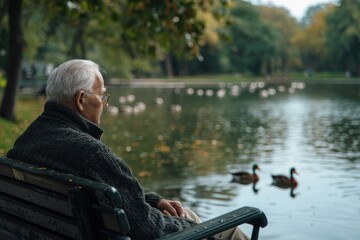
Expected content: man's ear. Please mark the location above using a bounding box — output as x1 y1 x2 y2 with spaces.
75 90 86 112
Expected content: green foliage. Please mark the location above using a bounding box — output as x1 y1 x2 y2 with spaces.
301 3 330 27
2 0 360 79
292 4 335 71
259 6 300 72
326 0 360 73
122 0 229 59
224 1 276 75
126 0 194 56
9 0 229 78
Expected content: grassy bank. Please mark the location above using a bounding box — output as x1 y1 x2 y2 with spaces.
0 96 45 155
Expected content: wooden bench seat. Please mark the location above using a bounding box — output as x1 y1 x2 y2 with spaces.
0 156 267 240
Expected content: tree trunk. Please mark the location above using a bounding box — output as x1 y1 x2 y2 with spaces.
0 1 7 25
165 53 174 78
0 0 24 121
68 14 89 59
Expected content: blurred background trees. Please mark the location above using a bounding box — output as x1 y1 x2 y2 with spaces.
326 0 360 74
0 0 360 120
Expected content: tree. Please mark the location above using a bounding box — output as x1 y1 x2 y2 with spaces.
0 1 8 73
259 5 300 73
122 0 230 77
292 4 335 71
326 0 360 75
300 3 330 27
164 1 232 76
0 0 24 121
0 1 6 23
226 1 277 75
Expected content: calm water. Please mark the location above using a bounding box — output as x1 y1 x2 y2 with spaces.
101 81 360 240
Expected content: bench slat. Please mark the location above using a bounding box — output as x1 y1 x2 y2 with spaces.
0 192 79 238
0 210 74 240
0 175 72 216
0 162 70 195
0 158 120 209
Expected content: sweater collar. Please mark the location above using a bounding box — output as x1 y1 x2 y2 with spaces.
43 101 104 140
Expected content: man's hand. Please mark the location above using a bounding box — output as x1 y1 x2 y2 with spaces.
157 199 185 218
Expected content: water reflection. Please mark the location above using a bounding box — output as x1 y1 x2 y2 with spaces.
100 82 360 240
270 183 299 198
231 179 260 194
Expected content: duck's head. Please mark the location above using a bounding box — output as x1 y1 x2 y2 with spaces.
253 164 260 171
290 167 298 176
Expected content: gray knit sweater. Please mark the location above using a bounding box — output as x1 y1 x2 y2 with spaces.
7 101 195 240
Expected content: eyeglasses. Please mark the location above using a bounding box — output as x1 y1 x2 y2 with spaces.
86 91 110 106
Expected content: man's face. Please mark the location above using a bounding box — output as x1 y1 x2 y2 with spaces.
81 73 106 125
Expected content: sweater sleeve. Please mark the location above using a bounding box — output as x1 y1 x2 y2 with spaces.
86 146 196 240
145 192 163 208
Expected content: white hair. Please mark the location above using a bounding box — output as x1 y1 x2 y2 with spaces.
46 59 100 103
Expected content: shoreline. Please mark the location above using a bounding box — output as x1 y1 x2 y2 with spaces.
108 78 360 88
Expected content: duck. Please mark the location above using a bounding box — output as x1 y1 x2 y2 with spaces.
231 164 260 184
271 167 298 189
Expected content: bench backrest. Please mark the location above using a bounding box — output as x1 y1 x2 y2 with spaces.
0 156 130 240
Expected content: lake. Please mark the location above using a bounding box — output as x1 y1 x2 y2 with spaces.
101 81 360 240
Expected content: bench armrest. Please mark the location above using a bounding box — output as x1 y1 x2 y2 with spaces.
157 206 267 240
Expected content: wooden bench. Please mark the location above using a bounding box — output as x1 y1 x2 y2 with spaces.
0 156 267 240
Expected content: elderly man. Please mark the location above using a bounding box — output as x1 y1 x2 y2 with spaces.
7 59 248 240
